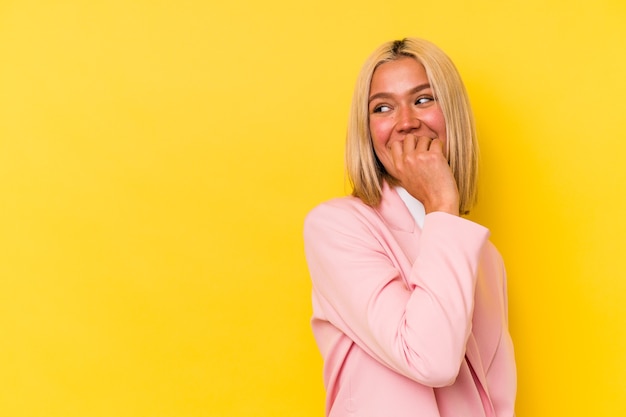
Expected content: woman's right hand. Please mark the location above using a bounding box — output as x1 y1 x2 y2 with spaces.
388 134 460 216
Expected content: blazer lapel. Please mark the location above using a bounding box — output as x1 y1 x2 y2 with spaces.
465 251 504 412
375 181 416 232
375 182 423 261
465 333 489 393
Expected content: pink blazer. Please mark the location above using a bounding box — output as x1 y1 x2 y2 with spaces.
304 182 516 417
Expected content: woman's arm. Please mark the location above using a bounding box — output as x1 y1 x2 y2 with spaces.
304 201 489 387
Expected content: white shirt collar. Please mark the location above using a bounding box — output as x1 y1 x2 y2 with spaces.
395 186 425 229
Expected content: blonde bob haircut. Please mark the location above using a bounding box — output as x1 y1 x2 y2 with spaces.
346 38 478 214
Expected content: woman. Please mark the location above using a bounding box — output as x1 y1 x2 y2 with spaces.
303 38 516 416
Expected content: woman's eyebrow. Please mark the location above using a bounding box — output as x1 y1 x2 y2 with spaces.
368 83 431 104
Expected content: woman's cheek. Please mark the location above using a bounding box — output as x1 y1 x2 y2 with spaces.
369 120 391 149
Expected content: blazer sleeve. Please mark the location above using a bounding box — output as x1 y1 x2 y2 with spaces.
304 200 490 387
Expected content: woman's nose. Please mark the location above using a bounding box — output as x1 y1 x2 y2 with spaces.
396 106 421 133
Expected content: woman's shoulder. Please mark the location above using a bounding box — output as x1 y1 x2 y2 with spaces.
303 195 384 236
305 195 377 222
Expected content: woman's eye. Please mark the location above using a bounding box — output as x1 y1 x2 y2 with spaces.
416 96 434 105
373 104 391 113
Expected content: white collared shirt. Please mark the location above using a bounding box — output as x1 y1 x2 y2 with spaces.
395 186 426 229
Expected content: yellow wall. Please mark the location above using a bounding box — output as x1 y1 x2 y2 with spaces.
1 1 624 416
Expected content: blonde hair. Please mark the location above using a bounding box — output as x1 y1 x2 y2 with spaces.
346 38 478 214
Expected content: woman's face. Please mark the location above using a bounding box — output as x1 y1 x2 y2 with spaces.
368 57 447 177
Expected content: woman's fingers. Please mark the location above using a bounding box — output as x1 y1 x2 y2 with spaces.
387 135 458 215
429 137 444 154
390 136 439 171
403 134 418 153
389 139 404 167
415 135 433 152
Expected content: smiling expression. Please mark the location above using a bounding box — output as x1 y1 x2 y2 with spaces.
368 57 447 177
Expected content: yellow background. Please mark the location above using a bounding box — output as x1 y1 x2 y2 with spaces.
1 1 625 416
